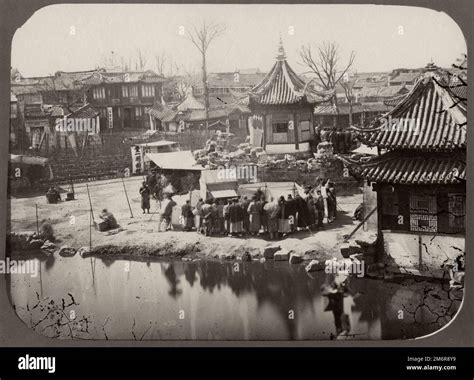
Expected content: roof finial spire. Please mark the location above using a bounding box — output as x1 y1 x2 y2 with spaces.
276 33 286 61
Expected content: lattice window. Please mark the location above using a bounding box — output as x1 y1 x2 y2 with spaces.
409 194 437 233
448 194 465 232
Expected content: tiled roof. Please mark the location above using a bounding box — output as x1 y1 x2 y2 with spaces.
80 70 165 85
249 42 332 106
340 152 465 185
68 103 99 119
352 71 467 151
314 103 389 115
147 103 176 121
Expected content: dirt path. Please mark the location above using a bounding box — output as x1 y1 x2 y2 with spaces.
9 176 363 261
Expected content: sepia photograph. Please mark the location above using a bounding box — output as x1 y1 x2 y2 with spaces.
6 3 466 341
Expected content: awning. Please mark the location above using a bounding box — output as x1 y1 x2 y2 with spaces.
210 189 238 199
145 151 202 171
10 154 49 166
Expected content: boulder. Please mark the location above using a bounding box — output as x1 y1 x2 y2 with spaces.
28 239 45 250
77 246 90 257
274 249 291 261
40 240 56 252
58 245 77 257
340 242 361 258
305 259 326 272
289 252 303 264
262 245 281 259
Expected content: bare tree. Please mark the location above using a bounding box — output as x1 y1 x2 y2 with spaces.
135 49 148 71
186 20 225 130
340 76 358 126
154 51 167 76
300 41 355 108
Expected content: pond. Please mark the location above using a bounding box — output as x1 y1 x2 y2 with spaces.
8 254 463 340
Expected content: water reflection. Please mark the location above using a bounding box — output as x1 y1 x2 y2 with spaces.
8 254 462 340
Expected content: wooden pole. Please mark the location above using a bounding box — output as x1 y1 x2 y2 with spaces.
35 204 39 235
122 176 134 218
85 183 95 220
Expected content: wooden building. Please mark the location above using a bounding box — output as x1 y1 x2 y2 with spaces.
342 70 466 278
248 40 331 155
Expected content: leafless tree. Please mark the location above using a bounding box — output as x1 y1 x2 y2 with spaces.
154 51 167 76
186 20 225 130
300 41 355 108
135 48 148 71
340 77 358 126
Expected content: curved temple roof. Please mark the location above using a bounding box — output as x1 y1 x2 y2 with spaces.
352 71 467 151
249 40 332 106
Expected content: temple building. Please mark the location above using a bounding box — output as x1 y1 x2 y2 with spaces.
247 40 331 155
342 69 466 278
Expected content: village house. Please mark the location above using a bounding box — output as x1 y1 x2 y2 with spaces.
79 69 166 131
342 68 466 278
248 41 332 155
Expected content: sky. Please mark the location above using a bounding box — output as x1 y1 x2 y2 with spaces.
11 4 467 77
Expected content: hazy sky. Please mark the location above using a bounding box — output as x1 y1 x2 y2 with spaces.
11 4 466 77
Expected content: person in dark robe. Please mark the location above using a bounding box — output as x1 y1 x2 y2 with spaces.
46 187 61 203
181 200 194 231
223 199 232 235
139 181 151 214
314 190 325 228
228 198 243 236
277 196 291 236
285 194 298 232
159 194 176 231
258 194 268 234
240 196 250 234
304 186 316 227
295 194 311 230
99 209 118 230
216 199 225 235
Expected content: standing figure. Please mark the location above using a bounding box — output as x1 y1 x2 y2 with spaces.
285 194 297 232
216 199 225 235
181 200 194 231
200 199 213 236
314 190 325 228
240 196 250 234
264 197 279 240
194 198 204 233
228 198 243 237
159 194 176 232
277 196 291 236
247 195 261 236
139 181 151 214
223 199 232 235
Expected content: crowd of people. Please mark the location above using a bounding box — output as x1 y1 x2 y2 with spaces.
162 180 339 240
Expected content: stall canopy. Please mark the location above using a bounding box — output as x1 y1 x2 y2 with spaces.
238 182 302 201
206 182 238 199
144 151 202 171
10 154 49 166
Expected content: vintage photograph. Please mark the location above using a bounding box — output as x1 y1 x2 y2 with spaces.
6 4 466 340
